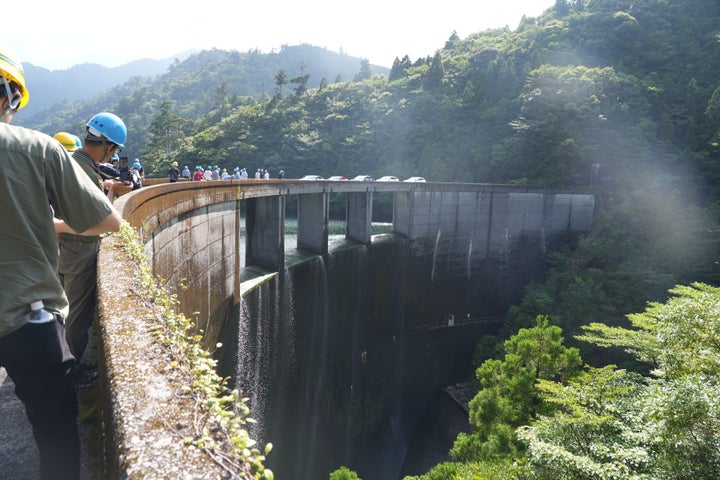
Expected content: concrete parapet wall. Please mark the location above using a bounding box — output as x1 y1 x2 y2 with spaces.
119 183 245 341
394 187 594 242
96 235 226 479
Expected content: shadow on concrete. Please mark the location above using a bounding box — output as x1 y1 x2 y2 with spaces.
0 367 41 479
0 367 96 479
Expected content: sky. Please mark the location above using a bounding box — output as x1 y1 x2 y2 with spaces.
7 0 555 71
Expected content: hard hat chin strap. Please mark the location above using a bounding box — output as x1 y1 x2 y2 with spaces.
0 104 11 123
86 126 119 163
0 76 19 123
100 139 116 164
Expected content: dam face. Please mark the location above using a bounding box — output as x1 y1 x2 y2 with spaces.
217 229 560 479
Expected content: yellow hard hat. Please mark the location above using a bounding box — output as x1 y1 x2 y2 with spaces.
171 161 178 167
0 46 29 109
54 131 78 151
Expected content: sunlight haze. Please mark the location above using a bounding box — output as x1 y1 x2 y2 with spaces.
8 0 554 71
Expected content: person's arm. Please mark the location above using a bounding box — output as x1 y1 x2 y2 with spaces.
54 210 122 235
54 217 73 234
104 179 133 201
80 210 122 235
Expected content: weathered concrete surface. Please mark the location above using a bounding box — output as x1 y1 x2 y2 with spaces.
95 235 226 480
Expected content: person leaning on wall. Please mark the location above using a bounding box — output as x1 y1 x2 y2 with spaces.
0 45 123 480
54 111 132 387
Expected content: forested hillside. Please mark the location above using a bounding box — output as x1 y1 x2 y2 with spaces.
17 44 388 162
146 0 720 189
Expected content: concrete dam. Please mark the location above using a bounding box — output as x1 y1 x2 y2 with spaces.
103 179 595 479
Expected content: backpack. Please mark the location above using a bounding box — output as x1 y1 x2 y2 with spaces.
131 169 143 190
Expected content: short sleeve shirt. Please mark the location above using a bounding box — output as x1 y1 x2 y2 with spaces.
56 150 105 242
0 123 114 337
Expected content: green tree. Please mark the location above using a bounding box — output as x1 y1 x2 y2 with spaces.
290 74 310 96
388 55 412 82
520 283 720 479
518 366 652 479
444 30 460 49
554 0 569 16
144 100 193 170
424 52 445 89
329 466 361 480
404 459 528 480
388 57 404 82
452 316 582 461
274 69 288 98
289 62 310 96
353 58 372 82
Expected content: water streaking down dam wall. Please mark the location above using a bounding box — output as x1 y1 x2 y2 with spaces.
97 180 594 478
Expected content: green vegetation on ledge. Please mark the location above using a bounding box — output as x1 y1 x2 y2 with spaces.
114 221 273 480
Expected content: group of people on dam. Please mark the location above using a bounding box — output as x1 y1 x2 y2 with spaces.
176 164 285 182
56 130 145 191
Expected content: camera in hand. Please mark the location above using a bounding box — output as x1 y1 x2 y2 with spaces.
118 156 130 182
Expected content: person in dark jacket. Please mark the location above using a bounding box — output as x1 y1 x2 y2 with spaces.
168 161 180 182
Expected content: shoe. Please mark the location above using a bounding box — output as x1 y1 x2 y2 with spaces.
76 361 97 372
73 365 98 388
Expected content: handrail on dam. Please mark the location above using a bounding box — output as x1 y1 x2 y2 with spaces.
94 179 595 477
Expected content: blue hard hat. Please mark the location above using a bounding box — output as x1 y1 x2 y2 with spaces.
133 161 142 169
86 112 127 147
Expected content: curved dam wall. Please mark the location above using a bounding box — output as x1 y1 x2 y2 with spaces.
119 181 594 335
97 180 594 477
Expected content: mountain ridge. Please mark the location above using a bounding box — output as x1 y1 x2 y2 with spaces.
15 44 390 148
20 51 196 118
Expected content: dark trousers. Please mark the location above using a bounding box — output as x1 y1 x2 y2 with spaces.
0 320 80 480
59 239 100 362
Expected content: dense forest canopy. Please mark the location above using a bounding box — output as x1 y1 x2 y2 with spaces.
20 0 720 477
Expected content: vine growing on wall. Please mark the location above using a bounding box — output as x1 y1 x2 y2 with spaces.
114 221 274 480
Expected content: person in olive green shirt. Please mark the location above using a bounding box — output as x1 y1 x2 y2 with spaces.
0 45 122 480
